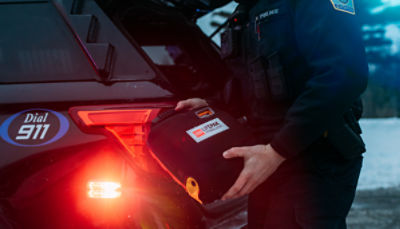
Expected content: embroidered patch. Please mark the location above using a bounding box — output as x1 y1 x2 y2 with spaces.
330 0 355 15
258 8 280 21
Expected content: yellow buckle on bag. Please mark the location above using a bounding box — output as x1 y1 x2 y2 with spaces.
186 177 202 204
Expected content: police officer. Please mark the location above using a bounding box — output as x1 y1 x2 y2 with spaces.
176 0 368 228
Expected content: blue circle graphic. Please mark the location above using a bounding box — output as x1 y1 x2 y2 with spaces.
0 109 69 147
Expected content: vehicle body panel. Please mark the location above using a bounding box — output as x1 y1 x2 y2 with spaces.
0 0 246 228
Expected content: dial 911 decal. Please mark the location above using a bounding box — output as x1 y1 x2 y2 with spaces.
0 109 69 147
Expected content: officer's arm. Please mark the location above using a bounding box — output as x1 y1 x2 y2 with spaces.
269 0 369 158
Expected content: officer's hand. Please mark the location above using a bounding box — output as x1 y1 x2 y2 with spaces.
221 144 286 200
175 98 208 111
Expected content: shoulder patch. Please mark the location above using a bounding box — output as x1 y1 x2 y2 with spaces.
330 0 355 15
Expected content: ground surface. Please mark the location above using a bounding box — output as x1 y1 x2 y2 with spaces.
216 187 400 229
347 119 400 228
348 187 400 229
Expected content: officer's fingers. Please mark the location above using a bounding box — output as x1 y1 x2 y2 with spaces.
175 100 190 111
223 147 246 159
237 175 258 197
175 98 207 111
221 170 250 200
189 98 208 109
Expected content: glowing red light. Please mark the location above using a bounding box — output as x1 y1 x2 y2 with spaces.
87 181 121 199
69 105 189 199
77 109 153 126
73 108 158 168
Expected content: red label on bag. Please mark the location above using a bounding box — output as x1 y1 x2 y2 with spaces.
193 129 205 138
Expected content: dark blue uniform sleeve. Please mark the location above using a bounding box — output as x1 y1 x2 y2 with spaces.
269 0 369 159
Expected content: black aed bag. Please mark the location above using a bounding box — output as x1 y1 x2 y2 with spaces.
147 106 254 204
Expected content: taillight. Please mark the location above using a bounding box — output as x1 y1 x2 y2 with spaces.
87 181 122 199
68 104 199 226
69 104 187 190
70 105 161 170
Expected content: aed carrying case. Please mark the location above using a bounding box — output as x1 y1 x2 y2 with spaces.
147 106 254 204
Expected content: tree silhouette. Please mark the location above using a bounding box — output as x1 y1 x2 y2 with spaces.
359 1 400 117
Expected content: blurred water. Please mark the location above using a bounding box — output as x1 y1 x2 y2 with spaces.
358 118 400 190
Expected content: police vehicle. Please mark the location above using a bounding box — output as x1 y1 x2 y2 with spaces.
0 0 246 228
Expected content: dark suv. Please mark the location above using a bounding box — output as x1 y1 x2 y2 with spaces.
0 0 246 228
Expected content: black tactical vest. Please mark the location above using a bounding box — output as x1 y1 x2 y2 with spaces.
225 0 306 138
223 0 364 149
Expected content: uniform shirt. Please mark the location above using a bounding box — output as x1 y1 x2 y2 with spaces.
240 0 368 159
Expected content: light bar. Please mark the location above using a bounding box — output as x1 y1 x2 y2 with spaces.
87 181 122 199
77 109 153 126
